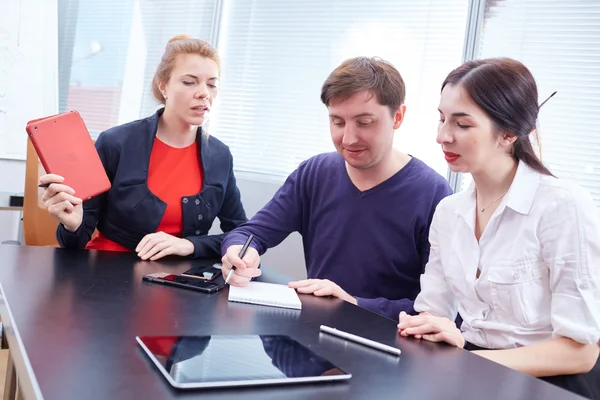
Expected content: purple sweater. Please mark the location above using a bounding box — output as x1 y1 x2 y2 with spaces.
222 153 452 319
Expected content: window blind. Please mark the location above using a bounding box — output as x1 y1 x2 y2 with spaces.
460 0 600 205
211 0 469 178
58 0 219 139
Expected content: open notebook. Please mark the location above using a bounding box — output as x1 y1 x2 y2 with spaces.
228 281 302 310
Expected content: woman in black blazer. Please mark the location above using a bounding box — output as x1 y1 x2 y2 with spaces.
39 35 247 260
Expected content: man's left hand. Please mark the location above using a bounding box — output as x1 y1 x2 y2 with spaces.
288 279 357 305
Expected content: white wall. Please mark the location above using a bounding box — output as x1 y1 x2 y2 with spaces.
0 0 57 241
0 159 26 242
0 0 58 160
0 160 307 279
234 173 306 280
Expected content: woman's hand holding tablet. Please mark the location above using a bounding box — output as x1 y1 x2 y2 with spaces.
39 173 83 232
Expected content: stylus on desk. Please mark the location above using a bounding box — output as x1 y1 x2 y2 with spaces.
225 234 254 285
320 325 402 357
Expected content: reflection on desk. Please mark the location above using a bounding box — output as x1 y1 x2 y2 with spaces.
140 334 348 385
260 335 342 378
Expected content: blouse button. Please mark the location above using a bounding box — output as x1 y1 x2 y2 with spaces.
512 272 520 281
195 230 201 235
580 282 589 290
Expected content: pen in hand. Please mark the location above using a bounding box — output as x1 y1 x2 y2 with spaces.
225 234 255 285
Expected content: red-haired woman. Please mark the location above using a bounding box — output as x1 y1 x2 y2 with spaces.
40 35 247 260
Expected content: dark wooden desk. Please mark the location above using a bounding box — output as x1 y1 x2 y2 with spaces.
0 245 584 400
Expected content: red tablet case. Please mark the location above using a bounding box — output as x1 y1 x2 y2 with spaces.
25 110 111 200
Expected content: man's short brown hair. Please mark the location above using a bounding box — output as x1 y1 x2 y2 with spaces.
320 57 406 116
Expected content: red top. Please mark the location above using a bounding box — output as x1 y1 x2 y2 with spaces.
86 138 203 252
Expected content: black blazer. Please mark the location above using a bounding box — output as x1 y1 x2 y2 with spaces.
56 108 247 258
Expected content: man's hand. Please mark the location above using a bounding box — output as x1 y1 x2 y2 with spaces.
221 245 261 286
288 279 357 305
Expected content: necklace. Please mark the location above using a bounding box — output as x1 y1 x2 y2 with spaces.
477 190 508 212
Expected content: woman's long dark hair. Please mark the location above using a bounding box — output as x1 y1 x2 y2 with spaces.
442 58 553 176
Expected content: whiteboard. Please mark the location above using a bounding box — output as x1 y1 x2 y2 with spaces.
0 0 58 160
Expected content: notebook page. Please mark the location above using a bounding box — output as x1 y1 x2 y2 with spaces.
228 281 302 310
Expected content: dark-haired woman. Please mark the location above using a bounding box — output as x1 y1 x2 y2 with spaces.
398 58 600 399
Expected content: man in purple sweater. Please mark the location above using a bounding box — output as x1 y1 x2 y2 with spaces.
221 57 452 320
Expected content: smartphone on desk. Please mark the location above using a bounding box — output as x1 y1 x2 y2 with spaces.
181 263 222 281
142 272 225 294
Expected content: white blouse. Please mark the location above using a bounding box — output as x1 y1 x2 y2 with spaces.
414 161 600 349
